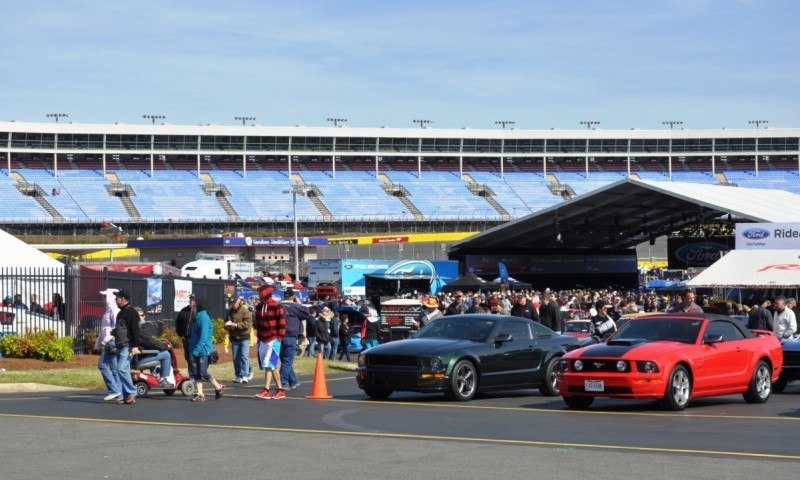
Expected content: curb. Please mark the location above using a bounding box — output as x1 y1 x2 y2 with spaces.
0 383 83 393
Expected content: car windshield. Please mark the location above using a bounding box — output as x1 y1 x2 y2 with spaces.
564 322 590 333
415 317 497 342
613 318 703 344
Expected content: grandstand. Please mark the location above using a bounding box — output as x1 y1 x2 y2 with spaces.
0 122 798 229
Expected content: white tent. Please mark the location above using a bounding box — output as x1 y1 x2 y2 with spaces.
686 250 800 288
0 229 63 269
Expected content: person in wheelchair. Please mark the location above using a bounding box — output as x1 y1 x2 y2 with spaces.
131 307 175 388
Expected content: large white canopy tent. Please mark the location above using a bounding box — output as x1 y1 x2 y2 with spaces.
0 228 63 269
687 250 800 289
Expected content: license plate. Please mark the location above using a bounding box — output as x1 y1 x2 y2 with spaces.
585 380 604 392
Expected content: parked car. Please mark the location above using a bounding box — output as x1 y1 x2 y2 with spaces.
356 314 580 401
314 283 339 299
558 313 783 410
562 320 591 340
773 334 800 393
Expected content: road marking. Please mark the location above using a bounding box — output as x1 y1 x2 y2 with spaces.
0 412 797 461
279 396 800 422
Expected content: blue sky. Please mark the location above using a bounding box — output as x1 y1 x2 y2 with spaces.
1 0 798 129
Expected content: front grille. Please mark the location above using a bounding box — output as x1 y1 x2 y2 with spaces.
784 351 800 367
568 386 633 394
574 359 628 373
366 355 419 368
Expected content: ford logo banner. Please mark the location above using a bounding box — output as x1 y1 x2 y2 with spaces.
742 228 770 240
675 243 729 265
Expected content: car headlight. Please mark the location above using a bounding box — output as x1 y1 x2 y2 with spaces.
616 360 628 372
558 360 570 373
635 360 659 373
357 354 366 368
430 356 445 371
573 360 583 371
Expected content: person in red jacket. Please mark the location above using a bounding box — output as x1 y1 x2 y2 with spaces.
254 280 287 400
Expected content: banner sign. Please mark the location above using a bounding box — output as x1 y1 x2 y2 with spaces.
174 279 193 311
735 223 800 250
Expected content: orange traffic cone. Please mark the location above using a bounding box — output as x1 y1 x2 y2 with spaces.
305 353 334 399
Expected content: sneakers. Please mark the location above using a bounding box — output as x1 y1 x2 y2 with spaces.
215 385 226 399
272 389 286 400
158 378 175 388
246 372 254 381
290 382 301 390
116 395 136 405
191 395 206 402
241 376 249 384
255 388 273 400
104 393 121 402
232 377 244 384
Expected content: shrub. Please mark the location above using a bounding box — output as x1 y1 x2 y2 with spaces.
0 331 74 362
157 324 182 348
211 317 227 345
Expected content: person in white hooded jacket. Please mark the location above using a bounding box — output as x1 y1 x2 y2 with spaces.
359 304 381 350
96 289 121 401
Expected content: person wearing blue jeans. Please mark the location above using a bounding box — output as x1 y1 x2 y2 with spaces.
279 336 298 388
225 296 253 383
280 289 314 389
115 345 137 401
111 289 140 404
97 341 120 401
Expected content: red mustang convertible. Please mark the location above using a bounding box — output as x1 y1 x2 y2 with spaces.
557 313 783 410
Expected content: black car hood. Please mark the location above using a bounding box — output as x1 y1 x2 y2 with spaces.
365 338 480 356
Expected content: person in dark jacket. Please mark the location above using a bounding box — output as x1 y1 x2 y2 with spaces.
174 295 197 378
315 307 333 359
590 300 617 342
748 299 773 331
338 315 352 362
446 292 468 316
305 307 318 357
328 313 341 360
359 304 381 350
132 307 174 387
112 289 140 404
539 294 562 332
511 294 536 320
280 289 313 389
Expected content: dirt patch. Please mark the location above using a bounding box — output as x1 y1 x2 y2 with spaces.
0 346 236 372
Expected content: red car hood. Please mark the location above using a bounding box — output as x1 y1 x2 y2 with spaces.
568 339 693 360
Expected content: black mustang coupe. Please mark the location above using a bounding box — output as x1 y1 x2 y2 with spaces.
356 314 581 401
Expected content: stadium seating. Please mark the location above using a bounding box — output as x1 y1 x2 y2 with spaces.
3 162 800 224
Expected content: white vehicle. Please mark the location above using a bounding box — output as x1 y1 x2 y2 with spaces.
181 253 254 280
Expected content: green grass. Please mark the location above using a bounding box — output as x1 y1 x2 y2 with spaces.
0 355 355 390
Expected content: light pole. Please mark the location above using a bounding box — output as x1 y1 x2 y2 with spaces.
413 119 433 129
495 120 515 130
579 120 599 130
143 114 165 125
235 116 256 126
46 113 69 123
282 186 308 281
327 117 347 127
748 119 769 129
662 120 683 130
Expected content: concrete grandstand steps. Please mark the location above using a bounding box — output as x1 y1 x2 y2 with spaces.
546 173 559 185
9 172 25 183
104 184 141 221
467 184 510 220
198 176 239 221
377 173 393 185
378 182 425 221
628 173 641 179
105 172 120 184
462 174 476 184
198 173 214 184
714 172 730 185
291 173 306 185
13 182 65 221
305 191 334 222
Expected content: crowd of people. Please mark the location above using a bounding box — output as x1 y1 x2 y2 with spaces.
1 292 64 319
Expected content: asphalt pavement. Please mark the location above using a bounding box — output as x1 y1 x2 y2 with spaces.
1 374 799 479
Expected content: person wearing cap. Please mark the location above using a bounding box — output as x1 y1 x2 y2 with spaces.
511 293 536 321
111 289 140 404
280 288 313 389
254 280 287 400
445 292 468 316
226 295 253 384
590 300 617 342
315 307 334 359
413 296 443 330
175 295 198 379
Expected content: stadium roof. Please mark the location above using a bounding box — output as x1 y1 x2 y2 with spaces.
452 179 800 251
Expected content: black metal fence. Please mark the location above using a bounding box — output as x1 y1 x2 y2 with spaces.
1 266 232 354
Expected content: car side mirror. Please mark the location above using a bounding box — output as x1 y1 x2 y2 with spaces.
703 334 724 344
494 333 513 344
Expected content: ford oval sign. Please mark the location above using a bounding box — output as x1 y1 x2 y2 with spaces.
675 243 729 265
742 228 770 240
